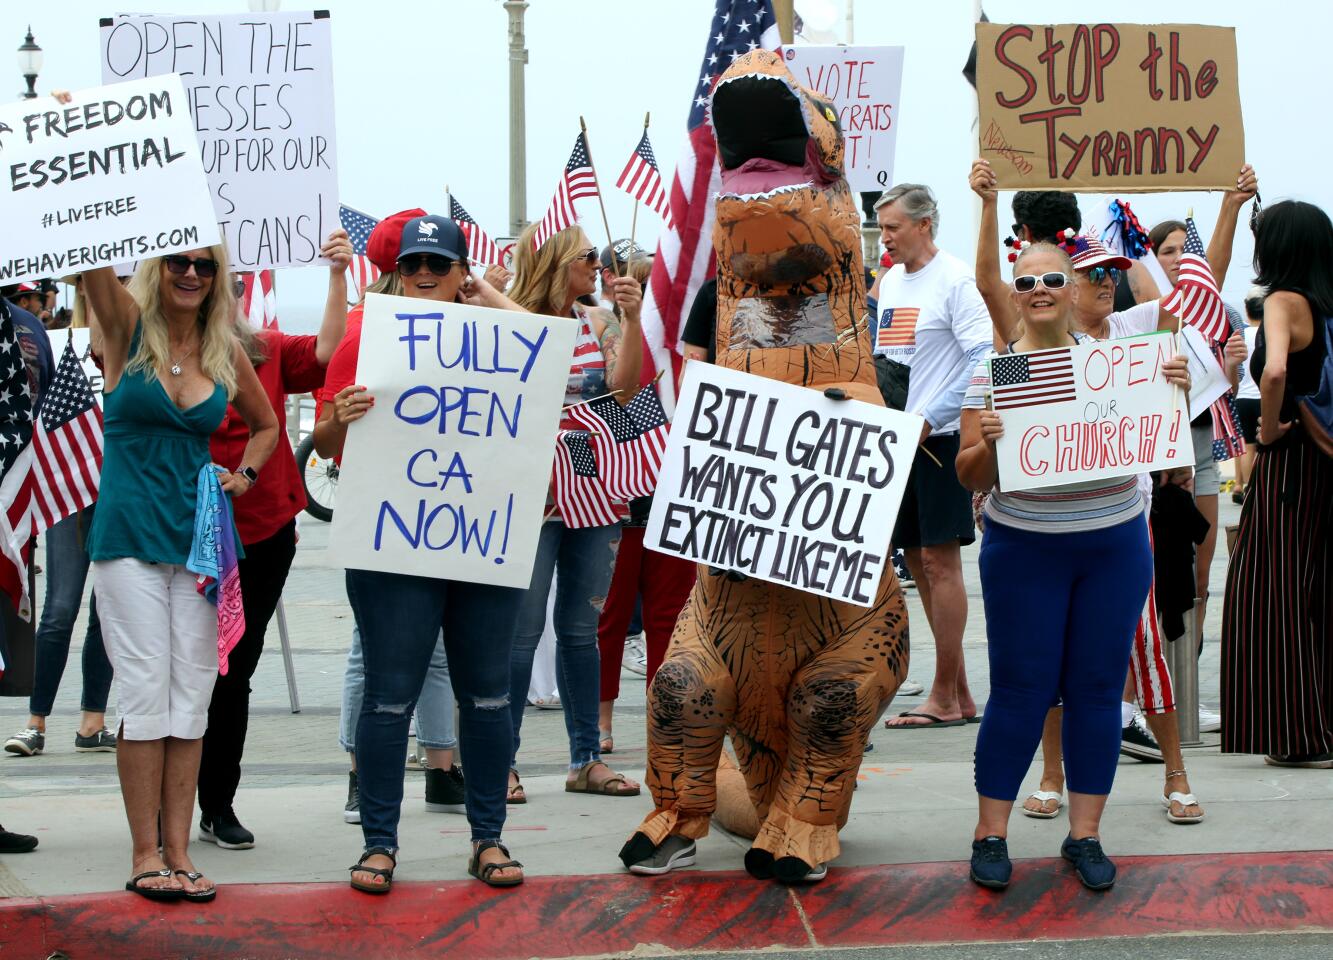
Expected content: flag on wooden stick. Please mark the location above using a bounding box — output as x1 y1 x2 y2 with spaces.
616 130 673 229
1161 217 1228 342
565 386 668 499
449 195 501 266
552 430 619 528
339 204 382 300
533 133 599 251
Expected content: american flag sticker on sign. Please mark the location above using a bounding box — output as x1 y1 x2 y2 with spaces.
989 348 1076 410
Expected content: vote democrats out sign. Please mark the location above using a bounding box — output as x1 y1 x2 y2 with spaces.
328 295 576 587
646 363 921 606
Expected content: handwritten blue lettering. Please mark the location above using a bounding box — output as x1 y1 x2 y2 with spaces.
394 385 522 438
405 448 475 493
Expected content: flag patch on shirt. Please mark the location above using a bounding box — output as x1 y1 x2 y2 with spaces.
876 307 919 349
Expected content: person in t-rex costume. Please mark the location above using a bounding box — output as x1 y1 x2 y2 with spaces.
618 50 909 884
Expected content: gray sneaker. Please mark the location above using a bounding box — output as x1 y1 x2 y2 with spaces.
4 729 44 757
74 728 117 752
627 835 697 876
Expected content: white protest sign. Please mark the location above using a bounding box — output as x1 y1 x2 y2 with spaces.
645 363 921 606
101 11 339 272
1179 323 1230 416
44 328 105 404
496 237 519 273
328 295 576 587
992 331 1191 492
0 75 218 285
783 45 905 192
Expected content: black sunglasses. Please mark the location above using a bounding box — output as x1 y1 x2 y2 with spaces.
398 254 459 277
1084 266 1123 286
163 255 219 279
575 247 599 265
1013 272 1070 293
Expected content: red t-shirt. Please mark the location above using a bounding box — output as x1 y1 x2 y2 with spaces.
316 304 364 464
210 329 327 545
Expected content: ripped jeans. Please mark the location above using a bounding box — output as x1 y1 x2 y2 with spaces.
345 570 519 850
510 520 620 771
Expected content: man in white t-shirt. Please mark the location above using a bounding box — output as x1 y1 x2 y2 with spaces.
873 184 993 729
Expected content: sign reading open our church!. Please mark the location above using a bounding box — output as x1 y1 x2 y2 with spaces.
328 295 577 588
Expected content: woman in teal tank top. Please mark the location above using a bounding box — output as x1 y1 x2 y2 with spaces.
83 248 278 903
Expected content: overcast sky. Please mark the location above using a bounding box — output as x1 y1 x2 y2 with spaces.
8 0 1328 328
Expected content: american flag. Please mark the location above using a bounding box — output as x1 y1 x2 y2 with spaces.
566 386 670 499
29 338 102 538
533 133 600 251
876 307 919 351
638 0 780 413
1210 307 1246 461
339 204 382 300
449 195 501 266
990 348 1077 410
552 430 619 529
616 130 674 229
240 270 277 330
1161 217 1228 343
0 298 37 619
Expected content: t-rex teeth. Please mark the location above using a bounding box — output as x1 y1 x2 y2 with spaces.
716 182 814 202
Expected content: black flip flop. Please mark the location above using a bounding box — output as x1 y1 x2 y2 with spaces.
349 847 397 895
885 711 966 729
125 869 184 901
173 869 216 903
469 840 524 888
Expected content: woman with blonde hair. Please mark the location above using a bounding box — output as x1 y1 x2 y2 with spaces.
83 243 279 902
504 222 647 801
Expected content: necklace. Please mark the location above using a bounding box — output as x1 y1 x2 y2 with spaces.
169 344 197 376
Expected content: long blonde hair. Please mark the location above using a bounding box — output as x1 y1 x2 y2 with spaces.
509 224 587 315
358 269 403 304
127 245 241 398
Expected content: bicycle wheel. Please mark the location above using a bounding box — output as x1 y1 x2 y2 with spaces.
295 433 338 522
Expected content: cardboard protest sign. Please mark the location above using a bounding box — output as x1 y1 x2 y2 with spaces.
44 329 104 403
645 363 921 606
101 11 339 272
976 23 1243 191
328 295 576 587
0 75 218 285
783 45 905 192
991 331 1191 492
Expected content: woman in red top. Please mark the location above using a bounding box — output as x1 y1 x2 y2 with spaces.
195 229 353 850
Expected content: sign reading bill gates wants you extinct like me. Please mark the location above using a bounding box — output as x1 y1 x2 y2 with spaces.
976 23 1244 191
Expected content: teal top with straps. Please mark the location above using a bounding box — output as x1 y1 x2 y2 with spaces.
88 324 228 565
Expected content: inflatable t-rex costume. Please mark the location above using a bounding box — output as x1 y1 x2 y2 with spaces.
619 50 909 883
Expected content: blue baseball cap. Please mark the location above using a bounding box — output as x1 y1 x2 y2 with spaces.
398 215 467 261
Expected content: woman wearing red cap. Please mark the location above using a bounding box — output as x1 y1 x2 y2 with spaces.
314 210 525 892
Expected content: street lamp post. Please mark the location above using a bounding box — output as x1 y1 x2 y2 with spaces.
504 1 529 235
17 27 42 100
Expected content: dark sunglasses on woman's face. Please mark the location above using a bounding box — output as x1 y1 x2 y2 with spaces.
1085 266 1122 286
575 248 599 265
163 255 219 279
1013 272 1070 293
398 254 458 276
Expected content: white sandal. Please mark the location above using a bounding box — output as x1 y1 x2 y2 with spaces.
1021 789 1064 819
1162 791 1204 824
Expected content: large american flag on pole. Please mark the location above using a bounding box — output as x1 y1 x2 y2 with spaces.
638 0 780 413
240 270 277 330
1161 217 1229 343
29 337 102 539
0 298 36 619
552 430 619 529
449 195 501 266
533 133 599 251
565 386 669 499
339 204 382 300
616 130 674 229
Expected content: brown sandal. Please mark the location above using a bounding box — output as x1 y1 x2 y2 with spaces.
507 770 527 805
565 761 641 797
469 840 524 888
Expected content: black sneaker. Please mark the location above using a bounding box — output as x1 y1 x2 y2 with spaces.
627 835 697 876
1119 713 1163 763
969 836 1011 889
425 765 466 813
4 728 44 756
74 728 117 752
0 825 38 853
344 771 361 824
1061 835 1116 890
199 809 255 850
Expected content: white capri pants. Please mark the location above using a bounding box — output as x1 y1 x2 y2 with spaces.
94 558 218 741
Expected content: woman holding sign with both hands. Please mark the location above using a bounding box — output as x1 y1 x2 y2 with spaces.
955 241 1191 892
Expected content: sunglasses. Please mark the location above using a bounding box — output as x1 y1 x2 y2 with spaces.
163 255 219 279
1083 266 1123 286
1013 272 1070 293
398 254 459 277
575 248 599 266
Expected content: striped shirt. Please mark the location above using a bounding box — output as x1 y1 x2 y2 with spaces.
963 334 1143 534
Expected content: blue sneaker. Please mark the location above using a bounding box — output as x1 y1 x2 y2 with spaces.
1061 835 1116 890
969 836 1011 889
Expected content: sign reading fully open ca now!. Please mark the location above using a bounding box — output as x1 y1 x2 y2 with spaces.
992 331 1191 492
976 23 1243 191
328 296 576 587
646 363 921 607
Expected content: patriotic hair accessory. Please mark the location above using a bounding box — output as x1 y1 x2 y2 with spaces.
366 208 427 273
1106 199 1153 259
1003 235 1030 264
1068 234 1133 272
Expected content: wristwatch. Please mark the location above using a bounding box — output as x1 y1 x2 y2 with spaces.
238 466 259 484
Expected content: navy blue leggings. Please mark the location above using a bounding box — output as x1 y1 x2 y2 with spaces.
974 516 1152 801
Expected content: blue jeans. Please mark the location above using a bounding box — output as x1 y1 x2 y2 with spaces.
345 569 518 850
510 521 620 770
30 510 112 717
339 627 457 753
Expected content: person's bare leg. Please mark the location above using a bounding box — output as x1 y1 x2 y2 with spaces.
1144 711 1201 819
24 714 45 734
78 710 108 738
598 700 614 744
1194 494 1219 654
1021 708 1066 815
1066 791 1110 840
976 795 1015 840
1237 450 1254 494
117 736 180 892
887 543 967 726
424 747 454 770
160 737 212 896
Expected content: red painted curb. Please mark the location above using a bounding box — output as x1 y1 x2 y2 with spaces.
2 850 1331 959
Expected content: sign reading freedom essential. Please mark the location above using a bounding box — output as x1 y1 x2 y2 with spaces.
328 295 576 588
0 75 218 285
645 364 921 606
783 44 905 192
991 331 1191 492
100 11 339 271
976 23 1243 191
